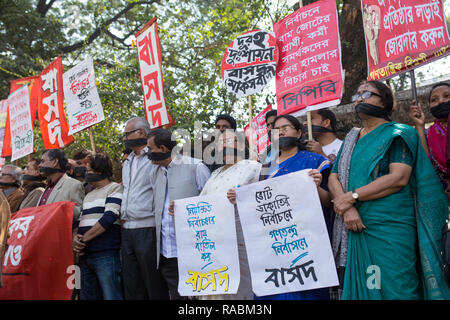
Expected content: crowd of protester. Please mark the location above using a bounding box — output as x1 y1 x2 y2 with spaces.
0 80 449 300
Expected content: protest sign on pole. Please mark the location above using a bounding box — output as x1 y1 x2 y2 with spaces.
274 0 344 119
174 193 240 296
63 56 105 135
135 18 173 129
244 104 273 156
8 85 33 162
0 100 8 167
235 169 338 297
2 76 40 158
0 201 75 300
38 57 74 149
362 0 450 82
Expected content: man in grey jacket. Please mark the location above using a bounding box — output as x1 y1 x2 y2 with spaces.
121 117 168 300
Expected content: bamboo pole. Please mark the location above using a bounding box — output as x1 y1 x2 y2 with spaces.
88 127 96 155
248 95 255 160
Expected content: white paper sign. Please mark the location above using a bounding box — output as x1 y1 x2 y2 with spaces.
63 57 104 134
174 193 240 296
235 169 338 297
9 85 33 161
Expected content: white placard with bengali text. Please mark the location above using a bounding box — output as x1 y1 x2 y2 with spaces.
235 169 338 297
9 85 33 161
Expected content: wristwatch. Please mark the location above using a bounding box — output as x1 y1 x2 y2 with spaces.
351 190 359 202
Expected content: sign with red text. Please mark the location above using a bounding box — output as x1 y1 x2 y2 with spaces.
221 30 278 97
38 57 74 149
274 0 343 117
63 57 104 134
244 105 273 155
136 18 171 129
0 201 75 300
362 0 450 81
8 85 33 161
0 100 8 166
2 76 40 158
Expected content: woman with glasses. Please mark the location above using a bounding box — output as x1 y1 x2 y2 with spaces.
409 82 450 197
329 80 449 300
232 114 333 300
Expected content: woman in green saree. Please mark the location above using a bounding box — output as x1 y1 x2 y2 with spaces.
329 80 450 300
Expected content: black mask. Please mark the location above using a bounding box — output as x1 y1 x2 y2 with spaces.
430 101 450 119
85 173 109 183
277 136 300 149
0 182 19 188
311 125 335 133
355 102 390 119
39 167 66 174
147 151 171 162
22 175 45 182
124 138 147 149
73 166 87 177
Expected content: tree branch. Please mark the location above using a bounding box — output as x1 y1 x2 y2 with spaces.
37 0 57 17
59 0 159 54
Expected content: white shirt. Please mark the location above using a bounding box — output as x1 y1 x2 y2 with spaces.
322 138 343 159
161 161 211 258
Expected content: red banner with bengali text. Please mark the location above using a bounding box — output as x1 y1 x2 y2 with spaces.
244 105 273 155
274 0 343 117
38 57 74 149
0 201 75 300
362 0 450 81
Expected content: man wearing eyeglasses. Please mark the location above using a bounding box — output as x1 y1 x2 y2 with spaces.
0 165 24 213
120 117 168 300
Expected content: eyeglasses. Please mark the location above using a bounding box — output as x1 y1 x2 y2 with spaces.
273 124 296 133
123 128 141 138
351 91 382 102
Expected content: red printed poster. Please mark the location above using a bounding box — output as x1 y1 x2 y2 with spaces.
0 201 75 300
274 0 343 117
362 0 450 81
136 18 172 129
221 30 278 97
0 100 8 165
244 105 273 155
2 76 40 158
38 57 74 149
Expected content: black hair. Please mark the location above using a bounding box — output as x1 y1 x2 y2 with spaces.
428 82 450 104
73 149 93 161
43 149 69 171
265 109 278 124
88 153 113 179
317 108 337 132
122 148 132 155
215 114 237 131
365 80 395 116
148 128 178 151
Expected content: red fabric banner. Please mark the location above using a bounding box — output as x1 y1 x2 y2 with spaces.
38 57 74 149
0 201 75 300
362 0 450 81
244 105 273 155
1 76 40 157
136 18 172 129
274 0 343 117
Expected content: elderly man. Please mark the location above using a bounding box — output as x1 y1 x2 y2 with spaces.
38 149 85 224
148 128 210 299
0 165 24 213
19 158 46 210
121 117 168 300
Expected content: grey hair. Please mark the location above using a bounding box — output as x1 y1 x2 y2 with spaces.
2 164 23 186
126 117 151 137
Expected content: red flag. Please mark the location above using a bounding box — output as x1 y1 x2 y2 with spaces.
38 57 74 149
1 76 40 157
0 201 75 300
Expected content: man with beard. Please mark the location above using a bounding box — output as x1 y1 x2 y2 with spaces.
120 117 168 300
19 158 46 209
0 165 24 213
38 149 85 224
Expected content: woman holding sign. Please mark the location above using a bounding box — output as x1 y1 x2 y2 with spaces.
228 114 332 300
409 82 450 198
329 80 449 300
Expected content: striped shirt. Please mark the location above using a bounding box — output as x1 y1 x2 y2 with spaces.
76 182 123 257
